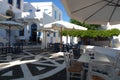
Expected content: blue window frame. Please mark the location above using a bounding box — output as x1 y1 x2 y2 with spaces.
19 29 24 36
47 33 50 37
38 32 41 36
8 0 13 5
53 32 56 37
29 9 33 12
54 10 57 19
59 14 61 20
17 0 21 9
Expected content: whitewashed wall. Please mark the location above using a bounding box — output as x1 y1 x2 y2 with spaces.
0 0 23 14
22 2 62 48
0 0 24 44
101 24 120 48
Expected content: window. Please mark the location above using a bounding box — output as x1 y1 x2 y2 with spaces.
59 14 61 20
38 32 41 36
36 9 40 12
19 29 24 36
47 33 50 37
44 9 48 13
29 9 33 12
36 7 41 12
8 0 13 5
54 10 57 19
53 32 56 37
16 0 21 9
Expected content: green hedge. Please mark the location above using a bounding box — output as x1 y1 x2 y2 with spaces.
61 29 120 38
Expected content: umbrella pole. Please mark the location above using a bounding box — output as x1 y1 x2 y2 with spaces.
60 27 62 52
45 31 46 49
8 25 11 53
66 36 68 44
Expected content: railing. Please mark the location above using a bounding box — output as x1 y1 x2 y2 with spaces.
0 32 8 42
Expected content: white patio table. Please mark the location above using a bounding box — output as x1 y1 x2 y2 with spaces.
77 51 111 63
77 51 112 80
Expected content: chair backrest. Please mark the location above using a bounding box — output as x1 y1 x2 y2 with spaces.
69 49 74 61
113 53 120 69
88 60 115 80
63 51 71 68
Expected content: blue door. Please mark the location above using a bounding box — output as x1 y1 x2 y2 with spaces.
30 23 37 42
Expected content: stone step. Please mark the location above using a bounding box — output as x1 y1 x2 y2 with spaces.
23 45 41 50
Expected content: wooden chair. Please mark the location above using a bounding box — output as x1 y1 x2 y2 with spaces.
88 60 115 80
64 51 84 80
69 49 82 66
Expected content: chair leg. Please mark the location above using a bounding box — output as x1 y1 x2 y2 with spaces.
67 71 70 80
81 71 84 80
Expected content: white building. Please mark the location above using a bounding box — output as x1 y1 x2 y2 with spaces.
0 0 63 49
0 0 24 44
101 24 120 48
21 2 62 48
1 0 120 49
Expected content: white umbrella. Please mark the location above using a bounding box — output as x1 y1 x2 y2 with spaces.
44 20 87 51
37 28 55 48
61 0 120 25
0 14 11 20
0 20 23 30
0 20 23 53
44 20 87 30
37 28 55 32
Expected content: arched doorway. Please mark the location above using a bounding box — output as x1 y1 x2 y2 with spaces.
30 23 37 43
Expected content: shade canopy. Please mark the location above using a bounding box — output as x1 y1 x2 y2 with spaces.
0 14 11 20
44 20 87 51
37 28 55 33
62 0 120 25
44 20 87 30
0 20 23 53
0 20 23 30
37 28 56 49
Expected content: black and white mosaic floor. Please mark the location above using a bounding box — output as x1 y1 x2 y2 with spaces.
0 50 65 80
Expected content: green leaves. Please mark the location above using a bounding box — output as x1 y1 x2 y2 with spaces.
70 19 100 30
61 29 120 38
69 19 120 39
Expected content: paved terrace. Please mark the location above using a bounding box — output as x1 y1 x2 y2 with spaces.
0 46 66 80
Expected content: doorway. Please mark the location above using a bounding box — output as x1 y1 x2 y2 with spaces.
30 23 37 43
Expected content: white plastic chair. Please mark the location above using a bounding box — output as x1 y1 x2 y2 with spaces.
113 53 120 68
88 60 115 80
63 51 84 80
113 53 120 79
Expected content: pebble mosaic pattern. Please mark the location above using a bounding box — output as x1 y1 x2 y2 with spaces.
0 49 65 80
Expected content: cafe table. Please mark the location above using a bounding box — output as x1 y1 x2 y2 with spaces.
77 51 111 80
77 51 111 63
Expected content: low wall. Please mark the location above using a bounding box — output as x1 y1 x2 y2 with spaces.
81 45 120 57
90 41 109 47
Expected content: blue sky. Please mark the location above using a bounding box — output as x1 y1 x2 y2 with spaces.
24 0 70 22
